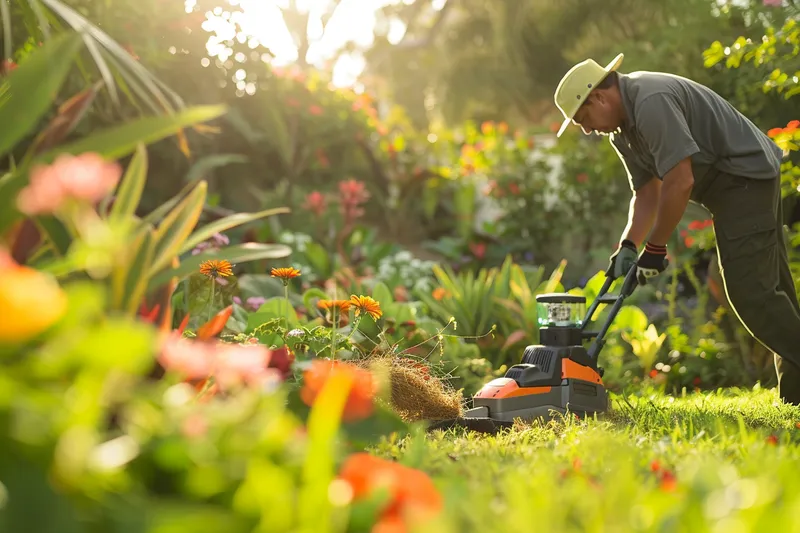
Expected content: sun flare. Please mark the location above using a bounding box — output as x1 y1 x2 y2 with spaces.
187 0 414 87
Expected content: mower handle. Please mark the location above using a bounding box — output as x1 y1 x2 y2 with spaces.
581 264 638 360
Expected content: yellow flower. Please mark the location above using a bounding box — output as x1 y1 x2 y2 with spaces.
270 267 301 283
0 264 67 344
349 295 382 321
199 259 233 278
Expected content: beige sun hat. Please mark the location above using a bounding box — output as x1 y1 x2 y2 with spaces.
553 53 625 137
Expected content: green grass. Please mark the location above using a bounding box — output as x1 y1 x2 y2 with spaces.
371 386 800 533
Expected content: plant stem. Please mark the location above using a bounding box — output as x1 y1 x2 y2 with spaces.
284 283 290 333
208 278 216 321
331 308 337 359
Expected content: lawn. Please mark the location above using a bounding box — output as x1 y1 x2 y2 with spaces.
370 387 800 532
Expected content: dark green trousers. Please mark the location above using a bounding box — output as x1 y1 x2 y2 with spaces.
697 170 800 404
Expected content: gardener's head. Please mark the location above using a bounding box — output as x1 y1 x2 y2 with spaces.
554 53 626 137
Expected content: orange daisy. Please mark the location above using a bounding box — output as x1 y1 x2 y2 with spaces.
199 259 233 278
317 299 351 313
270 266 301 284
350 295 382 321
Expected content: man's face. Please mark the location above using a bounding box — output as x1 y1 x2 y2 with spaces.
571 92 618 136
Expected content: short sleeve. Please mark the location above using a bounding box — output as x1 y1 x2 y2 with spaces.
634 93 700 178
609 136 652 191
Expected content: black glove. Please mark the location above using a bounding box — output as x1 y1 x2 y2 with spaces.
636 242 669 285
607 239 638 279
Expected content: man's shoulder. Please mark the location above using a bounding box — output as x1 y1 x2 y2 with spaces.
622 71 700 103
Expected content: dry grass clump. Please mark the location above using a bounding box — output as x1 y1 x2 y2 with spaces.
355 353 465 423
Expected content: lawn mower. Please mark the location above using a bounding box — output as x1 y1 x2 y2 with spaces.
427 264 639 435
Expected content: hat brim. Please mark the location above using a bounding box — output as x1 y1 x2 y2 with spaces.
556 53 625 138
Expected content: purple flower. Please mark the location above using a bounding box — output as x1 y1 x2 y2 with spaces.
246 296 266 311
211 233 230 247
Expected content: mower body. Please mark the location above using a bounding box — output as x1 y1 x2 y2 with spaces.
427 269 637 434
464 340 608 423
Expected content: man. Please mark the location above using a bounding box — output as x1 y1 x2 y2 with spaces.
553 53 800 405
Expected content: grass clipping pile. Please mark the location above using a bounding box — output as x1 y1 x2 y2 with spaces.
357 354 465 423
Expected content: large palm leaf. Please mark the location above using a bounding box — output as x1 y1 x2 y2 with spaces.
1 0 185 115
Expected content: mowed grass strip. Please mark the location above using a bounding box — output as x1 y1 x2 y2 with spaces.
371 387 800 533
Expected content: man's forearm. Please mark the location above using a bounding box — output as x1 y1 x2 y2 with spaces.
648 160 695 246
622 196 656 247
620 179 660 248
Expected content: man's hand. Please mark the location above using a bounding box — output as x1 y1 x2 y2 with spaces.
636 242 669 285
607 240 638 279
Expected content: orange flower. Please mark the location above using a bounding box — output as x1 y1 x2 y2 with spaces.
350 295 382 321
197 305 233 340
338 453 443 530
199 259 233 278
432 287 448 301
270 267 301 284
317 299 351 313
300 360 377 422
0 260 67 344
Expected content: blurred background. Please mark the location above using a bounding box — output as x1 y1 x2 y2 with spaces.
4 0 800 395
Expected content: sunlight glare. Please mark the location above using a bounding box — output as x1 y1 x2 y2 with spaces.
191 0 413 87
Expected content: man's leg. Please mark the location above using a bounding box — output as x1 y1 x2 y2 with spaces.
772 191 800 403
705 173 800 404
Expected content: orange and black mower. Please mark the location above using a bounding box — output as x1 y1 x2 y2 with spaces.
428 265 639 435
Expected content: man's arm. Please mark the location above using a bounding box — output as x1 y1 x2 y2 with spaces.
647 158 694 246
634 93 700 246
620 177 660 247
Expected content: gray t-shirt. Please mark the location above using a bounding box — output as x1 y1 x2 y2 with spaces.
609 71 784 195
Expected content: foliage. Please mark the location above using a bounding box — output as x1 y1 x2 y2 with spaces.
0 34 291 322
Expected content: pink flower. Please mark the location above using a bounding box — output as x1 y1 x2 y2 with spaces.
16 153 122 215
158 334 280 392
763 0 782 6
158 335 215 380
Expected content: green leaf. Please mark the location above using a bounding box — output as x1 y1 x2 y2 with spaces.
0 32 83 158
371 282 394 307
38 104 227 161
111 225 156 314
35 215 72 257
149 181 207 275
179 207 290 255
108 143 148 225
148 242 292 288
248 298 301 332
185 153 249 182
0 105 227 235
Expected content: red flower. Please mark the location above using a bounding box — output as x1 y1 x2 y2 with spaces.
304 191 327 217
766 434 778 445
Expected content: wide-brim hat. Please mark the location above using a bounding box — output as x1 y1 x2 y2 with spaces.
553 53 624 137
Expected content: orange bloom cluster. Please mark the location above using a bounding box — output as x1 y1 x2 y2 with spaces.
318 299 351 313
338 453 443 532
680 218 713 248
350 295 382 321
300 359 377 422
649 460 677 492
270 267 301 282
0 249 67 344
768 119 800 138
200 259 233 279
